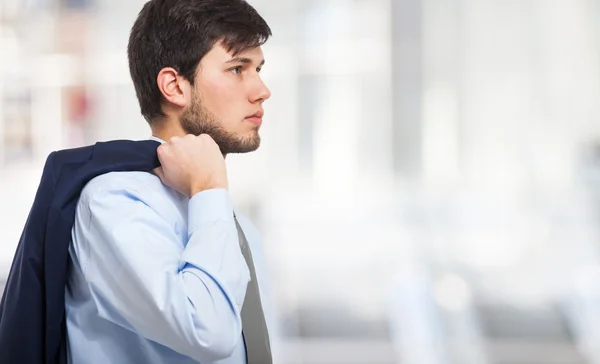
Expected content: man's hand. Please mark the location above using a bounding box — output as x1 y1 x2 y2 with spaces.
153 134 228 197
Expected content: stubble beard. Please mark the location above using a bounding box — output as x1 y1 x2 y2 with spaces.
180 91 261 155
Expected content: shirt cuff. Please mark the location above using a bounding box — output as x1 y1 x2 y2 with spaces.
188 189 234 233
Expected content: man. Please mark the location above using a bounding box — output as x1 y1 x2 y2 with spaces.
64 0 275 363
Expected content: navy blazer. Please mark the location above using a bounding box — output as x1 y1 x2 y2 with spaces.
0 140 161 364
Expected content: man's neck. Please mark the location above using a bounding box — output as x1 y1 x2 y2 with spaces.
151 123 186 143
150 127 228 159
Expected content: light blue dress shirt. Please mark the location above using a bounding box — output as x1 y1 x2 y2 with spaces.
65 138 275 364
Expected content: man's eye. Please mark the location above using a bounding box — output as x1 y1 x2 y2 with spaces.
231 66 242 75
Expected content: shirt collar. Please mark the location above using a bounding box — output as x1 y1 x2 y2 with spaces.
150 136 166 144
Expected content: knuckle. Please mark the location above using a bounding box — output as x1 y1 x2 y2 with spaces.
157 144 173 158
197 134 208 145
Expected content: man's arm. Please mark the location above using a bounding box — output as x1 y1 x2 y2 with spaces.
74 183 249 362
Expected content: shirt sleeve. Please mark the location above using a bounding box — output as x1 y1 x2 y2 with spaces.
72 183 250 362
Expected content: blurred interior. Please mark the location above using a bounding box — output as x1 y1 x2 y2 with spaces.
3 0 600 363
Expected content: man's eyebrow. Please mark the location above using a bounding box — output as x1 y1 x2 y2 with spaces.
225 57 265 66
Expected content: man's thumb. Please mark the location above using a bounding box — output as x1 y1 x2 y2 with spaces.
153 167 165 184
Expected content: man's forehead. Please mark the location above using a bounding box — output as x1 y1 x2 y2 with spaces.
211 43 264 61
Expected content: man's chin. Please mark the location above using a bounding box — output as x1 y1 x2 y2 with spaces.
221 137 261 155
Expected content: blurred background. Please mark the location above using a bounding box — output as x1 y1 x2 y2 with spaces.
2 0 600 363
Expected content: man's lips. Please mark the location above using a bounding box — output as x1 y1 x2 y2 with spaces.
245 111 264 125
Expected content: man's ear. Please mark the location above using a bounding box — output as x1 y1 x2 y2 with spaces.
157 67 191 108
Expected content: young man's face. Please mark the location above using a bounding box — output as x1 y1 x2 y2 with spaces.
180 42 271 154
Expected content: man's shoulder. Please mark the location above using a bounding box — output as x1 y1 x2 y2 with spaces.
80 171 165 203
